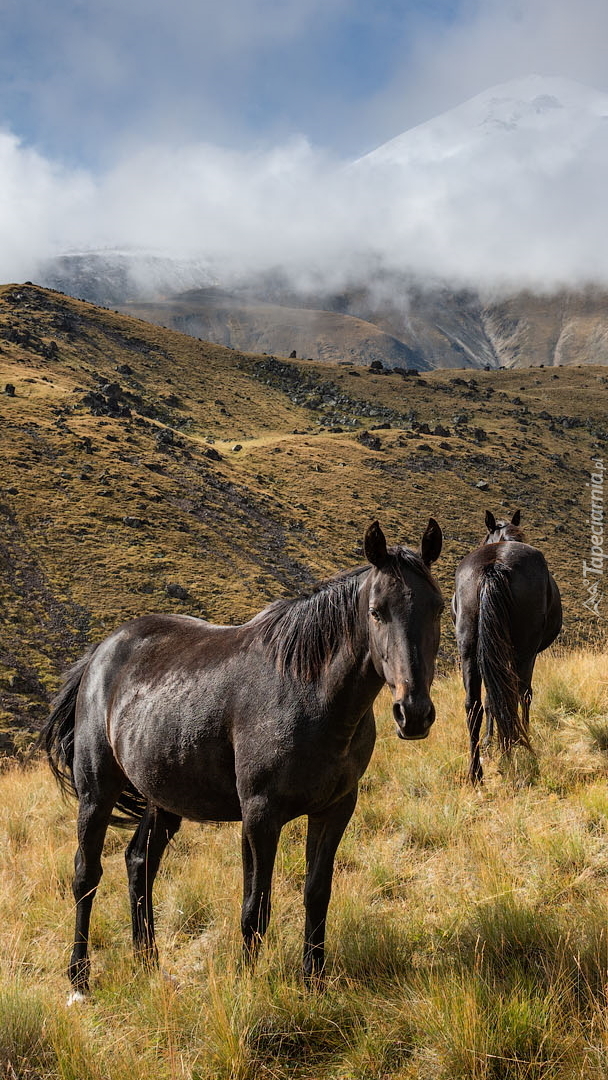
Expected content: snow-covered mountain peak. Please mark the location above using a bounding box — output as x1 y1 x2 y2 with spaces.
357 75 608 168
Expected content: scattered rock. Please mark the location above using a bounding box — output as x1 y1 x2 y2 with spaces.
155 428 180 450
123 516 144 528
4 383 15 396
476 480 489 490
166 583 189 600
204 447 222 462
232 444 243 452
393 366 419 377
357 430 382 451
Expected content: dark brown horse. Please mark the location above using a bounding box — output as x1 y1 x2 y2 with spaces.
42 519 443 1000
451 510 562 783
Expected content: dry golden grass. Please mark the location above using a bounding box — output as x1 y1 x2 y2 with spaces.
2 648 608 1078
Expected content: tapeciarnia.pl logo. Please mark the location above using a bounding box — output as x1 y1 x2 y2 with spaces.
583 457 605 616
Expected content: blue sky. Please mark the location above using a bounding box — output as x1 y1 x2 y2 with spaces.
2 0 607 168
0 0 454 166
1 0 608 286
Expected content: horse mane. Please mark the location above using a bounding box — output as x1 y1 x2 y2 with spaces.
253 547 440 682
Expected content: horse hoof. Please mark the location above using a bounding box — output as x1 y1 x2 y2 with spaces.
66 989 89 1006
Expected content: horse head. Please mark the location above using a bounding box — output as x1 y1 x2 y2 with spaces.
484 509 526 544
364 519 443 741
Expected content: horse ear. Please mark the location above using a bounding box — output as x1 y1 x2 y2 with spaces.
364 520 388 568
421 518 442 566
485 510 496 532
511 510 521 526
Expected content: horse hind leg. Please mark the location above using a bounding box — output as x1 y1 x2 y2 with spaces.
460 648 484 784
522 686 532 732
482 694 494 753
69 786 122 1001
515 657 536 744
125 805 182 966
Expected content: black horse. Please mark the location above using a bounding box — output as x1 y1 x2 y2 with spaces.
451 510 562 783
42 519 443 999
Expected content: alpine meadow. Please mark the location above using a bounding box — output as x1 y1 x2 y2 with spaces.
0 279 607 1079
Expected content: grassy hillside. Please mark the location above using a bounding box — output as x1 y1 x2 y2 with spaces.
2 650 608 1079
0 282 606 748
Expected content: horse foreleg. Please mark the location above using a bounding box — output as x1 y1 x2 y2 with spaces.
125 806 182 966
69 795 115 998
303 789 357 984
240 801 280 967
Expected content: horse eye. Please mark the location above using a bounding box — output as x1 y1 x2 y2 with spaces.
369 607 382 621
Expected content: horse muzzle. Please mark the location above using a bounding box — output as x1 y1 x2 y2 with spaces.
392 699 435 741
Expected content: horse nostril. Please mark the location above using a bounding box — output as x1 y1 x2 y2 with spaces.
393 702 405 725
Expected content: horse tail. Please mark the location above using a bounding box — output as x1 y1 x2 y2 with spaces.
40 647 97 799
477 562 530 753
41 646 148 827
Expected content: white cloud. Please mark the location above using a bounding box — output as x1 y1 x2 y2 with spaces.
0 131 94 282
1 70 608 295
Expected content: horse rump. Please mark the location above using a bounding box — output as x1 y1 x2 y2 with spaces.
39 645 146 826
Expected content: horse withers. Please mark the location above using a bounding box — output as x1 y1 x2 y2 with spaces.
452 510 562 783
42 518 444 999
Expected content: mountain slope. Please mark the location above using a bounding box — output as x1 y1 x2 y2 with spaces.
1 284 605 748
122 288 431 368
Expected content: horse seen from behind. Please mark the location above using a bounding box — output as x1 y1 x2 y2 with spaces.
451 510 562 783
42 518 444 1000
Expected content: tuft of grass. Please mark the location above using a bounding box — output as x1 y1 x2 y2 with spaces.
583 716 608 752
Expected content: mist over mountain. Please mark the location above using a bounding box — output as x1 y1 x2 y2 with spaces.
32 75 608 368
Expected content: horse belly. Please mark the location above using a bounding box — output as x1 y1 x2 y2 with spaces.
109 700 242 822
